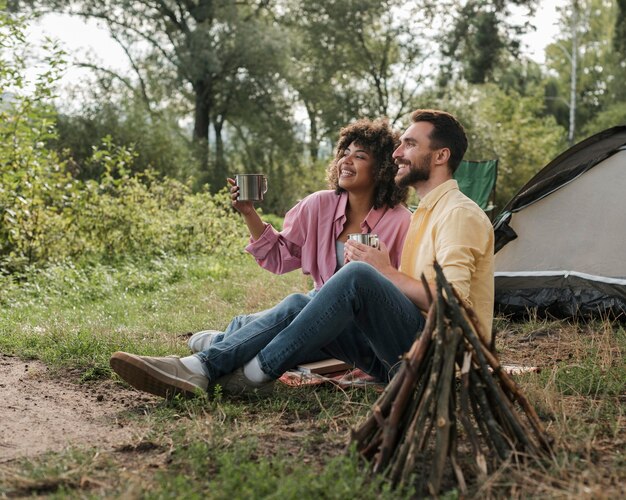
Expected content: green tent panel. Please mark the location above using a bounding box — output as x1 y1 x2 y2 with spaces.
453 159 498 211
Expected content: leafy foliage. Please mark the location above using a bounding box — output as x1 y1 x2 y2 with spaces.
544 0 625 143
425 82 566 209
438 0 538 85
0 12 247 275
53 96 198 182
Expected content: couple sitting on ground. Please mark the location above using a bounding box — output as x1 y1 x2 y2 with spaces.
110 109 495 398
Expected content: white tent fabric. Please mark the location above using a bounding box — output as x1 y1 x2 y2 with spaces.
494 128 626 318
496 148 626 279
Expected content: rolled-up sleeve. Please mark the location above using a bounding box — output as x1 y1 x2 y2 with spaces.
245 199 308 275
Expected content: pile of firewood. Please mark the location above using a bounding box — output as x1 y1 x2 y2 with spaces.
350 262 554 496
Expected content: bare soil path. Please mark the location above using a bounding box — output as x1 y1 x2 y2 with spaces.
0 354 156 464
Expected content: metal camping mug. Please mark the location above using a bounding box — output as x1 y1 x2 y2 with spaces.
348 233 379 249
235 174 268 202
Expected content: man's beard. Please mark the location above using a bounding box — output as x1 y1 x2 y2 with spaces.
396 152 432 188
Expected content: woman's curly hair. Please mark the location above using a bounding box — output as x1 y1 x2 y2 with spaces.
326 118 408 209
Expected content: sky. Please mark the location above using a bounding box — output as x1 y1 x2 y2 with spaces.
24 1 565 97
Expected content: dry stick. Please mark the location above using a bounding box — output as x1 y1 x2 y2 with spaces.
390 354 440 484
469 369 510 460
352 304 437 449
476 345 552 454
388 342 436 484
428 326 463 495
448 284 552 453
458 351 488 476
433 262 546 457
373 305 438 472
472 354 538 456
397 325 445 485
391 308 435 462
351 366 407 447
482 375 530 448
421 272 433 307
360 429 383 460
448 378 468 496
395 288 447 484
390 343 437 485
468 380 498 468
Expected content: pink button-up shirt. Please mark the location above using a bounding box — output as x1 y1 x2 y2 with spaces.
246 190 412 290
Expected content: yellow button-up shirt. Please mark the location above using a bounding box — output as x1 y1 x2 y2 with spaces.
400 179 494 343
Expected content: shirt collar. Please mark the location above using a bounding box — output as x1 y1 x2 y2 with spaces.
361 204 387 232
336 191 349 221
417 179 459 211
335 191 387 233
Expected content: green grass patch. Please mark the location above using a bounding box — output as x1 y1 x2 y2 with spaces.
1 256 625 498
0 254 311 376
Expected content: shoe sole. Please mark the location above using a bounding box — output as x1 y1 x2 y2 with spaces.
110 352 202 399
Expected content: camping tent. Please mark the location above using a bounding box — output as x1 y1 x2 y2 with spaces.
493 125 626 318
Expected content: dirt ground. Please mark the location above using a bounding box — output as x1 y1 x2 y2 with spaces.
0 331 549 465
0 354 157 464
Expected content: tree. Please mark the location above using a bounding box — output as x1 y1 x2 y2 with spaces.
545 0 620 143
438 0 538 85
614 0 626 54
429 82 566 209
281 0 431 160
18 0 288 190
53 94 198 181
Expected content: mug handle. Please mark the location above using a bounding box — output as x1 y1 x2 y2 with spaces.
371 235 379 249
262 176 268 195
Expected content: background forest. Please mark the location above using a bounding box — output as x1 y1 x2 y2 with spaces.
1 3 625 497
2 0 626 277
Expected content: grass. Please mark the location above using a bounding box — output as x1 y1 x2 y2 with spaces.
1 255 625 498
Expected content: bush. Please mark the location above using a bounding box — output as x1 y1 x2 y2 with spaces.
0 14 248 274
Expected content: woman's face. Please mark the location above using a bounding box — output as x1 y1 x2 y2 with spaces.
337 141 376 194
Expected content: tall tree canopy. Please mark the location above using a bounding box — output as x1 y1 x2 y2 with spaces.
19 0 288 189
438 0 538 85
545 0 623 143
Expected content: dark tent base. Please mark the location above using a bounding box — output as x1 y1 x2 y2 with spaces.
495 287 626 321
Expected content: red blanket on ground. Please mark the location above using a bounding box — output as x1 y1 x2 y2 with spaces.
279 368 383 389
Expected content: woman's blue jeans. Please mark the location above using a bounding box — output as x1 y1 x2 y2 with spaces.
196 289 328 380
197 262 425 382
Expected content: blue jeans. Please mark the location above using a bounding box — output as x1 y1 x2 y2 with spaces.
198 262 425 382
257 262 425 382
206 309 270 346
196 290 329 380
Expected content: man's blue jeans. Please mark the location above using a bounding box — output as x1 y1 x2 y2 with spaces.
256 262 425 382
198 262 425 382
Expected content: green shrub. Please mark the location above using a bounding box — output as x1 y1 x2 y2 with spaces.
0 14 248 274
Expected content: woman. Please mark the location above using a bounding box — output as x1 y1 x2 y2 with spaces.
187 118 411 354
110 118 412 400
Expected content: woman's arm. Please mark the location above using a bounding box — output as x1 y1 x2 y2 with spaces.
228 177 266 240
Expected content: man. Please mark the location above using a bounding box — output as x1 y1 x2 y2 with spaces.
110 109 494 398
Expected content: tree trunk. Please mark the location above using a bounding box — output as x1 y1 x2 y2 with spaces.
305 103 319 162
568 2 578 147
214 118 227 188
193 79 212 180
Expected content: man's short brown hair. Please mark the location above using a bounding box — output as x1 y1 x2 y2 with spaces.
411 109 468 173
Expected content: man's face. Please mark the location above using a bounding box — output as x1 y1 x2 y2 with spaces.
393 122 435 188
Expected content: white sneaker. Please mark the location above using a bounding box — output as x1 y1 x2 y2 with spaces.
188 330 221 353
211 367 275 397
